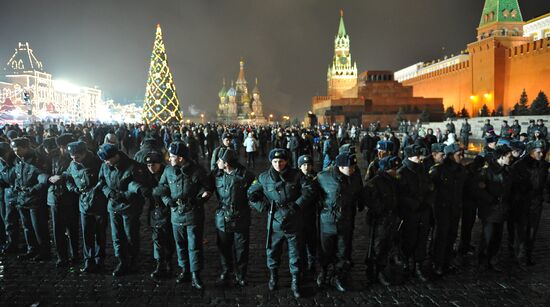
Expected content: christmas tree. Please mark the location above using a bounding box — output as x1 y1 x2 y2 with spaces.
143 24 183 124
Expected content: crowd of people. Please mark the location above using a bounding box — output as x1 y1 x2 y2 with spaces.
0 118 548 299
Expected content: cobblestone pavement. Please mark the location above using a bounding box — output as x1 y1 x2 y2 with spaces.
1 152 549 306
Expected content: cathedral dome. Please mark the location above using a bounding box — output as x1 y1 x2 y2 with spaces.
218 80 227 98
227 83 237 97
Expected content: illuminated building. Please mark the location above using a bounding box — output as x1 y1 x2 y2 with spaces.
0 42 102 123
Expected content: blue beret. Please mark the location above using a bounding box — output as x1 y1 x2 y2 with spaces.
10 137 30 148
526 140 545 152
67 141 87 155
444 143 461 155
221 133 233 140
431 143 445 153
144 151 164 164
97 143 119 161
379 156 401 171
43 137 58 150
56 134 74 147
496 138 510 147
168 142 190 159
297 155 313 167
269 149 288 161
376 140 394 151
335 153 357 167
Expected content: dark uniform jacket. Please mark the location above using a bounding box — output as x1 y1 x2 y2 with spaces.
66 151 107 215
98 153 150 214
14 151 50 209
0 156 17 206
149 165 171 228
429 158 467 210
47 151 78 207
159 161 213 226
475 161 511 223
317 166 365 234
364 171 399 222
510 156 549 215
396 159 434 217
213 165 255 232
248 167 314 233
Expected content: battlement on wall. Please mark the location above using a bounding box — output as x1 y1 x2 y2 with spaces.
508 38 550 57
404 60 470 83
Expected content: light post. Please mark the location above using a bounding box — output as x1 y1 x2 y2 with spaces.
269 113 273 124
200 113 204 124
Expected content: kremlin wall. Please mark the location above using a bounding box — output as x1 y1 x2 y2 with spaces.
396 1 550 118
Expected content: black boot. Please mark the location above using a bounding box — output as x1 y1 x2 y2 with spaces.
316 268 327 288
414 262 429 282
191 272 203 290
150 261 165 279
81 261 96 274
291 275 301 299
216 271 231 285
176 268 190 283
378 271 391 286
365 263 376 284
112 258 127 277
268 269 278 291
333 275 347 292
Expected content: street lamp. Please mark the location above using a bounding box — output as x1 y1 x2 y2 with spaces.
200 113 204 124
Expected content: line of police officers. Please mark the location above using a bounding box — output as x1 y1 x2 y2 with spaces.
0 131 548 299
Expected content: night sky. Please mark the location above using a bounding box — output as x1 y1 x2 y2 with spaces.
1 0 550 118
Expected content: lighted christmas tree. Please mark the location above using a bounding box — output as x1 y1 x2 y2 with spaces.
143 24 183 124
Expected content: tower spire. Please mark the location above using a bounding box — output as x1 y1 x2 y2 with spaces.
338 9 347 37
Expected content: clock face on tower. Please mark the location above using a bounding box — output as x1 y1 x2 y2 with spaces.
339 57 348 65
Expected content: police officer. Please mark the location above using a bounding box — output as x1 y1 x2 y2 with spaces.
364 156 403 286
322 131 339 169
316 152 365 292
66 141 108 273
0 142 19 254
44 135 80 267
365 140 393 181
98 143 150 276
423 143 445 172
397 144 434 282
134 137 164 164
158 142 213 290
297 154 318 274
509 140 548 266
457 155 485 256
476 145 513 271
145 151 175 279
11 137 51 261
210 133 233 171
213 149 254 286
460 119 471 149
248 149 313 298
429 144 467 276
481 135 498 161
